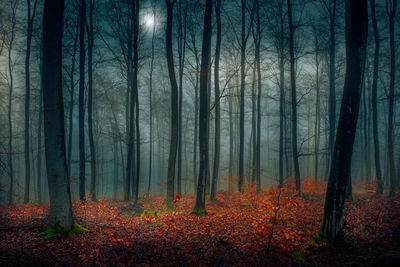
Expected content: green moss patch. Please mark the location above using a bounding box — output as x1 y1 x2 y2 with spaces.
43 222 89 238
141 210 158 218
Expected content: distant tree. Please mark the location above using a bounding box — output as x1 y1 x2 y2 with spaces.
42 0 74 230
210 0 221 201
24 0 38 204
369 0 383 194
165 0 179 208
386 0 397 197
6 0 18 205
287 0 301 192
193 0 212 214
87 0 96 201
78 0 86 201
320 0 368 243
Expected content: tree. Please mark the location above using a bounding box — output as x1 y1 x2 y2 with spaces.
210 0 221 201
287 0 301 192
177 0 187 196
386 0 397 197
24 0 38 204
193 0 212 214
79 0 86 201
320 0 368 242
369 0 382 194
165 0 179 208
42 0 74 230
87 0 96 201
7 0 18 205
147 3 157 197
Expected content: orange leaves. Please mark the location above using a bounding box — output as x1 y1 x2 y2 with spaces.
1 184 400 266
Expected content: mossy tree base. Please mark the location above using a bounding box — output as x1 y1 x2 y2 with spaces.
43 222 89 237
314 233 351 248
190 209 208 216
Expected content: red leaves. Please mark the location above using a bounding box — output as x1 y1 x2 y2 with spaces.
1 183 399 266
172 194 181 205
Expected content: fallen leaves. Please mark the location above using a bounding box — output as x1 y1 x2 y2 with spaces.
0 178 399 266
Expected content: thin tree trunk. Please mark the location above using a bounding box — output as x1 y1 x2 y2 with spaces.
193 0 212 213
255 0 262 192
287 0 301 192
87 0 96 201
165 0 179 207
24 0 38 204
67 14 79 177
79 0 86 201
328 0 337 175
7 0 16 205
133 0 140 204
147 10 156 197
386 0 397 197
37 48 43 203
210 0 221 201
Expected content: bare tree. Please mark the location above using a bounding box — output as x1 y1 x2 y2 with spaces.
320 0 368 242
193 0 212 214
24 0 38 203
165 0 179 208
386 0 397 197
42 0 74 230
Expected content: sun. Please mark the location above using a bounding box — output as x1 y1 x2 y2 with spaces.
144 14 154 28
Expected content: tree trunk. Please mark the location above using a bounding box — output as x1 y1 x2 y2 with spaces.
7 0 17 205
255 0 261 192
147 8 156 197
386 0 397 197
210 0 221 201
87 0 96 201
37 49 43 203
320 0 367 242
313 27 321 182
24 0 38 204
79 0 86 201
287 0 301 192
133 0 140 204
328 0 337 175
238 0 247 193
67 14 79 178
42 0 74 231
193 0 212 213
165 0 179 207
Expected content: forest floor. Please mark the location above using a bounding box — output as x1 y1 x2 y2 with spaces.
1 179 400 266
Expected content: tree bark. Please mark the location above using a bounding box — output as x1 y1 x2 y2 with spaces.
320 0 368 242
193 0 212 213
87 0 96 201
165 0 179 207
24 0 38 204
7 0 17 205
386 0 397 197
79 0 86 201
238 0 247 192
287 0 301 192
210 0 221 201
42 0 74 230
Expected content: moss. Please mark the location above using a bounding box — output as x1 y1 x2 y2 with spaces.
190 209 208 216
239 203 252 207
314 233 350 248
43 222 89 237
234 225 243 229
69 222 89 235
292 251 304 264
141 210 158 218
